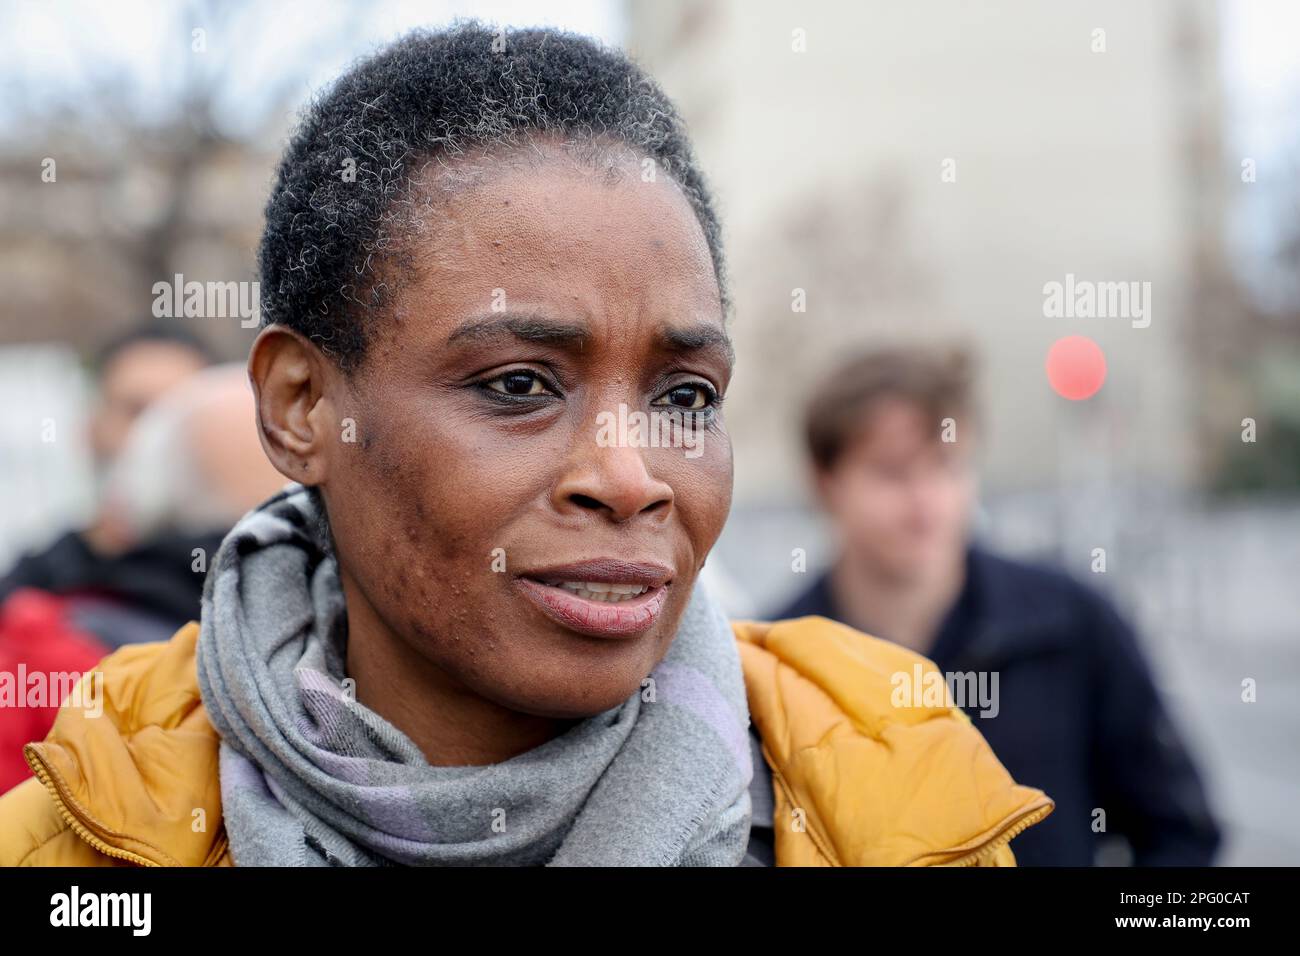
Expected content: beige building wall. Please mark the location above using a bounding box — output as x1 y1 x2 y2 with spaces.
627 0 1226 504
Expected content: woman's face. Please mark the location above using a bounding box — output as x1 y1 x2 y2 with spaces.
319 149 733 719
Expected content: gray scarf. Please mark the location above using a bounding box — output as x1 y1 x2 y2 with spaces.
195 485 752 866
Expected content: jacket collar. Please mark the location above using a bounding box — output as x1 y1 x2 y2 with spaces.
931 547 1079 668
794 546 1078 668
734 615 1052 866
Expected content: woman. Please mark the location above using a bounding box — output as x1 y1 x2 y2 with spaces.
0 24 1050 867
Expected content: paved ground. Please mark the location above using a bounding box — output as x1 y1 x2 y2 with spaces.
1161 640 1300 865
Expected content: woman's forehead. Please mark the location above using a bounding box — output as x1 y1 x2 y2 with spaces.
395 157 722 322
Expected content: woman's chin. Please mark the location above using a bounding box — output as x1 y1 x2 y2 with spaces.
466 641 665 719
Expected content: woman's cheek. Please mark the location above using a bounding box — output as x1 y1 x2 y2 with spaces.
664 439 734 552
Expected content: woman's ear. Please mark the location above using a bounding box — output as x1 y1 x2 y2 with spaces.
248 326 339 486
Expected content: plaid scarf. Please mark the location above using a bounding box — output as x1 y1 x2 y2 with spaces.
195 485 752 866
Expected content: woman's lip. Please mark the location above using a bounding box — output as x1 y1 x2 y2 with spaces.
514 577 670 639
520 558 672 588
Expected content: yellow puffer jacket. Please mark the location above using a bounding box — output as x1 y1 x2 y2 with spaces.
0 616 1051 866
736 617 1051 865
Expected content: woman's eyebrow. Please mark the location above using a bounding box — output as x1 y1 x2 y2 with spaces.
658 323 735 367
447 314 591 349
445 314 733 367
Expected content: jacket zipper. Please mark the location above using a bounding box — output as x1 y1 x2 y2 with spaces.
25 750 157 867
945 802 1054 867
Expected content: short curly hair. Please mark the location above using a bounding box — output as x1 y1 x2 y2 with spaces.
258 21 726 371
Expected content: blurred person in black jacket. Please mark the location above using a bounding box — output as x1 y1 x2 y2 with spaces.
773 345 1221 866
0 322 213 614
0 361 285 647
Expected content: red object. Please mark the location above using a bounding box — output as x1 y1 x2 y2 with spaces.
0 589 109 795
1046 335 1107 400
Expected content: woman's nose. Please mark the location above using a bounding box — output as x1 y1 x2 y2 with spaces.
553 441 674 523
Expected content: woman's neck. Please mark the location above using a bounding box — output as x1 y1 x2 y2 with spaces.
829 549 965 656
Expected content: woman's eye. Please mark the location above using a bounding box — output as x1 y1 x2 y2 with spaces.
654 384 715 410
484 371 551 397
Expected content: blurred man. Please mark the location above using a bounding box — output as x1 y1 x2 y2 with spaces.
774 346 1221 865
0 363 287 791
87 324 214 485
0 359 286 641
0 322 212 597
74 362 290 644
